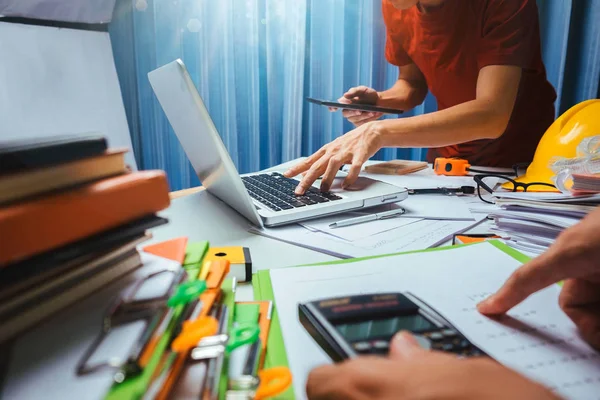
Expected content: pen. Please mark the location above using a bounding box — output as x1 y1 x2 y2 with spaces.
329 208 406 228
408 186 475 195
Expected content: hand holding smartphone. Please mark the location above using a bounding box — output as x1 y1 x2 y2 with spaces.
306 97 404 115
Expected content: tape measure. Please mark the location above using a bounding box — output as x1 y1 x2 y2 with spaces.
434 158 471 176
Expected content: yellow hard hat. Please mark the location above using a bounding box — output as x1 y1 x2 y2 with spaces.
509 99 600 192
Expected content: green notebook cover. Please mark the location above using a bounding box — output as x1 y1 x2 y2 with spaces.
252 241 531 400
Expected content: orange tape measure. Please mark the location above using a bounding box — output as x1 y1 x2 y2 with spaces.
434 158 471 176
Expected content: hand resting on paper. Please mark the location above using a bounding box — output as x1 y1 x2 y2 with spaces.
479 206 600 351
306 332 559 400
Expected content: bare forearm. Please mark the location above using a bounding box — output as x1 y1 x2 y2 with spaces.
375 99 510 148
377 79 427 111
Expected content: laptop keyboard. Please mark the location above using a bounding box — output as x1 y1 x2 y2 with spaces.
241 173 342 212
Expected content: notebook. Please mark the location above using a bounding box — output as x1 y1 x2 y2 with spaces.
0 148 128 205
0 215 167 296
0 134 107 174
0 171 170 266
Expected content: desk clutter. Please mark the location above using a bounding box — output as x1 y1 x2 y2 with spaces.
0 135 289 399
0 134 171 342
250 163 487 259
2 236 291 399
258 242 600 400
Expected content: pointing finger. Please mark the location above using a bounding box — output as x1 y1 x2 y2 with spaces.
477 251 569 315
296 158 328 195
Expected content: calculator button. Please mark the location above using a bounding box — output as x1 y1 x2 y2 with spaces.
442 343 454 352
413 334 432 350
442 329 458 337
372 341 389 350
458 339 470 349
428 332 444 341
353 342 371 352
432 342 444 351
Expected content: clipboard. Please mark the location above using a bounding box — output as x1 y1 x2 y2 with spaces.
252 241 531 399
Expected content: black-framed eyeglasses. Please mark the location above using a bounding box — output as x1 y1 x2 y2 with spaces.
473 174 556 204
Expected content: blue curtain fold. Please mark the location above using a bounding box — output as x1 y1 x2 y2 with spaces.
111 0 600 191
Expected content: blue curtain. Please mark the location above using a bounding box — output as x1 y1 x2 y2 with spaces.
110 0 600 191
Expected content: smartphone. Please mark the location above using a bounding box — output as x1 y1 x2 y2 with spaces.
306 97 404 115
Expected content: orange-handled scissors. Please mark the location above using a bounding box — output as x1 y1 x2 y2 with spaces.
254 366 293 400
171 316 219 352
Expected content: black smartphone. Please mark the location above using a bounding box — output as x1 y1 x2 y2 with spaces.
307 97 404 115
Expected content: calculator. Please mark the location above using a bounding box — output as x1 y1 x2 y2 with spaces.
298 292 485 361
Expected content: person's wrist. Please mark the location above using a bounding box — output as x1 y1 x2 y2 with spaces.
366 120 389 149
375 91 383 105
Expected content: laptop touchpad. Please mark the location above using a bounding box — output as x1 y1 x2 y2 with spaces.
327 177 377 192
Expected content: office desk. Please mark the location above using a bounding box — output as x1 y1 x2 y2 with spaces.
157 159 502 299
156 178 338 300
169 186 204 200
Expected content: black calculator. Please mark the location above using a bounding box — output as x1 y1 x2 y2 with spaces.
298 292 485 361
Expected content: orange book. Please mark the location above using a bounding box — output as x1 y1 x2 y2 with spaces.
0 171 170 266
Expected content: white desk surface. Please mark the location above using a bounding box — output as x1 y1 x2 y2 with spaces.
150 159 500 300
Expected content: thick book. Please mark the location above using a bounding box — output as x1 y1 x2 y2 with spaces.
0 234 151 303
0 250 142 343
0 148 128 205
0 134 107 174
0 215 167 295
0 236 149 319
0 171 170 266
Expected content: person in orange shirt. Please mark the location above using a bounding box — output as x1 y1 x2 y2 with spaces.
306 203 600 400
285 0 556 195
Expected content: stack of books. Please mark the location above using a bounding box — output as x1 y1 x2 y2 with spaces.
0 134 171 342
488 192 600 255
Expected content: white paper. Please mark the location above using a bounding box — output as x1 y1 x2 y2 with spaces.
495 199 595 215
269 242 600 400
495 192 600 204
488 210 581 229
401 194 475 220
250 218 484 259
300 211 423 242
363 166 479 190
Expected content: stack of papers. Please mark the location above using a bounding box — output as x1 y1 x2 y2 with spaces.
487 192 598 255
571 173 600 193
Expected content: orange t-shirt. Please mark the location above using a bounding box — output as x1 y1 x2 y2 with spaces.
382 0 557 167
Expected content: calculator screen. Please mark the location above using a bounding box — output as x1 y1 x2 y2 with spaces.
334 315 435 341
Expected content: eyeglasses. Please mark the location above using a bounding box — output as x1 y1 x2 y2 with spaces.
77 267 186 380
473 174 556 204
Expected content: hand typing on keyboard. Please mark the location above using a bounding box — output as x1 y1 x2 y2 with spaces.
241 173 342 212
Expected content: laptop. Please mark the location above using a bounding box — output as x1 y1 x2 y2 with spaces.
148 60 407 227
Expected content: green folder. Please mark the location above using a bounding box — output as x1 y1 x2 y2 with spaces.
252 241 531 400
105 240 227 400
